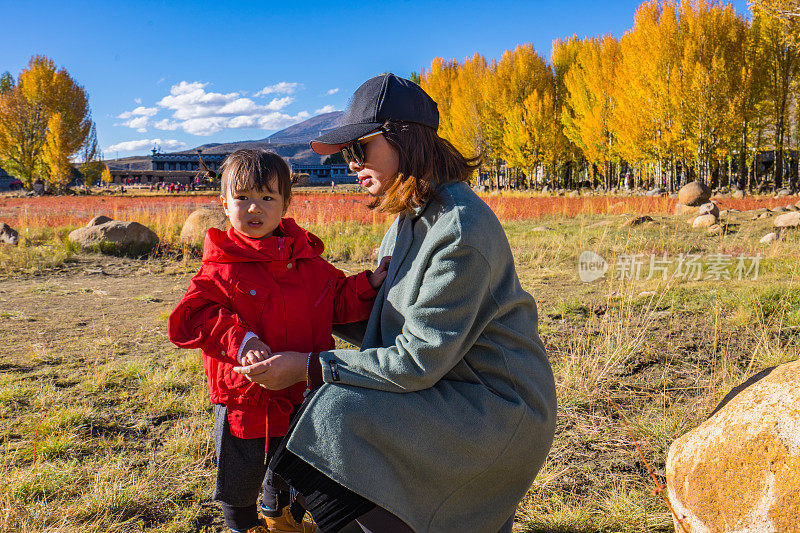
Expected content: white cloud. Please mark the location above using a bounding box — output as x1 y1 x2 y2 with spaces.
119 80 311 137
326 88 339 95
134 98 142 104
104 138 188 153
265 97 294 111
180 117 230 136
153 118 180 130
118 106 158 119
315 105 337 114
255 82 300 96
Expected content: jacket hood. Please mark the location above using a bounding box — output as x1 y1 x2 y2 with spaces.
202 217 324 263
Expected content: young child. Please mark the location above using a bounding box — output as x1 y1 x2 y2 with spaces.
168 149 387 533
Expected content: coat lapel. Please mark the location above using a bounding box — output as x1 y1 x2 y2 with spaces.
361 212 415 349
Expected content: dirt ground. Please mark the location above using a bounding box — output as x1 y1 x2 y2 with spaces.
1 243 798 532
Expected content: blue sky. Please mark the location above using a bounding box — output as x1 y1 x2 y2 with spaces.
1 0 752 158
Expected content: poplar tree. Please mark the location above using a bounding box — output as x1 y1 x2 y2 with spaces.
41 113 73 191
0 55 92 189
552 35 586 187
755 5 800 189
562 35 620 188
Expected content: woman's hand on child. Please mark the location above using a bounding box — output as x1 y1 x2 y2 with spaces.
238 337 272 366
233 351 307 390
368 255 391 290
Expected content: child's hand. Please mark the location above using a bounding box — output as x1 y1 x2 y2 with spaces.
368 256 391 290
238 337 272 366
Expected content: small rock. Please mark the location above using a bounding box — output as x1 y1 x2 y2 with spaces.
787 205 799 212
776 187 793 197
759 212 772 219
697 202 719 218
586 220 613 228
678 181 712 206
732 189 745 199
706 224 723 235
774 211 800 228
692 214 717 228
760 232 779 244
620 215 654 227
674 203 701 216
529 226 553 232
771 206 788 213
87 215 113 227
0 223 19 245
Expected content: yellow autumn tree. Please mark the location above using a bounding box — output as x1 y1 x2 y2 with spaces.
561 35 620 188
675 0 746 185
611 0 682 189
753 0 800 45
0 55 92 188
753 4 800 189
552 35 586 187
447 54 488 163
484 44 556 187
420 58 458 142
41 113 73 191
732 11 771 189
101 165 113 186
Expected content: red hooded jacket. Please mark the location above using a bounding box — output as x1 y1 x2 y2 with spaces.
168 218 376 438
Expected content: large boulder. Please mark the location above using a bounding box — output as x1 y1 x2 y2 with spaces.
0 223 19 245
774 211 800 228
678 181 712 206
68 221 158 253
666 361 800 533
179 207 229 245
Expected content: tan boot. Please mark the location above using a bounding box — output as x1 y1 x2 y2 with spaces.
262 505 317 533
244 525 270 533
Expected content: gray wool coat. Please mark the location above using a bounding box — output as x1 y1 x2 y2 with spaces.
286 181 557 532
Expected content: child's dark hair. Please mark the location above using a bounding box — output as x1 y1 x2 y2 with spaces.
208 149 292 208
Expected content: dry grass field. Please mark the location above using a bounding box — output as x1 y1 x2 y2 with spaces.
0 191 798 532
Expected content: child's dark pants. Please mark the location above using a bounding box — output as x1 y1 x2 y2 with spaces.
213 404 303 531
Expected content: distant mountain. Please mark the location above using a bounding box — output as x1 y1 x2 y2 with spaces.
266 111 344 144
107 112 345 169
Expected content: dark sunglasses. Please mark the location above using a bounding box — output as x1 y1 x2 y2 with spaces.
340 130 383 166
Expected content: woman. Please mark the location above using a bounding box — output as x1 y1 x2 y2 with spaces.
235 73 557 533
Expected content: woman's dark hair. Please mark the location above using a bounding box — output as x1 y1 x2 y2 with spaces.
213 149 292 209
372 121 481 214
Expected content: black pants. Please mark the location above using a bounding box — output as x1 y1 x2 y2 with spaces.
268 391 515 533
213 404 304 529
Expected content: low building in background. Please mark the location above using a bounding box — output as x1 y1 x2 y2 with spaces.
0 166 23 190
290 164 352 185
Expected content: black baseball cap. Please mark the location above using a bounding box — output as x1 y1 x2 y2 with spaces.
310 73 439 155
